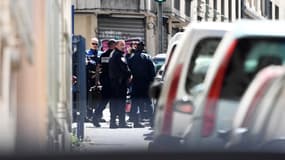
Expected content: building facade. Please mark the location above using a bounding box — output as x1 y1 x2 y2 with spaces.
196 0 283 21
73 0 190 54
0 0 72 154
73 0 284 55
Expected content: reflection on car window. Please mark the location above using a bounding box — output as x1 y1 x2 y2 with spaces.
221 38 285 101
245 41 285 73
153 58 165 66
186 38 221 95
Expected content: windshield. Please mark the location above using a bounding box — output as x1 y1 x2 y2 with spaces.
186 38 221 95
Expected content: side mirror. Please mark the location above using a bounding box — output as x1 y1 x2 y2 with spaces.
149 81 163 99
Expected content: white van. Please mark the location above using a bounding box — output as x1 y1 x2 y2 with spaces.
149 22 232 151
183 20 285 151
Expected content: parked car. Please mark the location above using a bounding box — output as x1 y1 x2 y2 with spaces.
151 32 184 107
222 66 285 152
152 53 166 73
149 22 232 151
183 20 285 151
153 32 184 82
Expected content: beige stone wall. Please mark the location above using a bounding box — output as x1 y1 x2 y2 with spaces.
0 0 72 153
74 14 97 49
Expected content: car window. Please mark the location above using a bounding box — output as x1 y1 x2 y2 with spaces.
244 41 285 73
220 38 285 101
153 57 165 73
153 58 165 66
186 38 221 95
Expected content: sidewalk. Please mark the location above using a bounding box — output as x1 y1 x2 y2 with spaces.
72 107 153 153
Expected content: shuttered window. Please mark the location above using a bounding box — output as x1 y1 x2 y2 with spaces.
98 16 145 42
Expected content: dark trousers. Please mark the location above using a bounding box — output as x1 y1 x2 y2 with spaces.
130 82 153 123
110 81 127 126
94 86 111 120
110 99 127 126
130 97 153 124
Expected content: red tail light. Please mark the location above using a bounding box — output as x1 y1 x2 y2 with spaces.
174 103 193 114
161 64 183 135
202 40 238 137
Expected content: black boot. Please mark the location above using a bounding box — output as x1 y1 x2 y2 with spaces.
92 118 101 127
110 123 118 129
119 123 132 128
134 123 144 128
110 116 118 128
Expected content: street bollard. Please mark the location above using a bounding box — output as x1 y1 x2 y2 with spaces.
72 35 87 141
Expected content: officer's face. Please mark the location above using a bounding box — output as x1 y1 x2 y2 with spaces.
116 41 126 52
91 40 99 50
131 43 138 49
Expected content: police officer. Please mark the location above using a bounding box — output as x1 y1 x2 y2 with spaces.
128 41 156 128
85 37 100 123
109 40 132 128
92 39 116 127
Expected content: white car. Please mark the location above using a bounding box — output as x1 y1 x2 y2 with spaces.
152 53 166 74
154 32 184 82
149 22 232 151
223 66 285 152
183 20 285 151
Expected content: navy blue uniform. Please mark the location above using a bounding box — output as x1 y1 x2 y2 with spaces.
93 49 113 121
85 48 100 121
128 51 156 125
109 48 132 128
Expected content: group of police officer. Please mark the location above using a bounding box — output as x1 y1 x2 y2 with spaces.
84 37 156 129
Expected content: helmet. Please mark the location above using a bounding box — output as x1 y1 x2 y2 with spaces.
137 41 145 51
108 39 116 46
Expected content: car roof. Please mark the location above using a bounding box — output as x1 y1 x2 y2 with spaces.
230 20 285 38
184 22 233 33
168 32 184 46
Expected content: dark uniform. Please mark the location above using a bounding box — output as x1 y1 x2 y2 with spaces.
93 48 114 123
85 48 100 121
127 43 156 127
109 48 132 128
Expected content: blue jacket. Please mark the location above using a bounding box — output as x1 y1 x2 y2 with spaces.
128 51 156 87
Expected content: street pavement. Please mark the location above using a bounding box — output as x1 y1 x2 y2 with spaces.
72 106 154 153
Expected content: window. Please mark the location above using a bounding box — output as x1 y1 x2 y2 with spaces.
186 38 222 95
236 0 239 19
205 0 209 21
228 0 232 22
269 1 272 19
221 37 285 100
261 0 265 16
264 0 270 17
275 5 279 20
174 0 180 10
185 0 191 17
213 0 217 21
221 0 225 21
